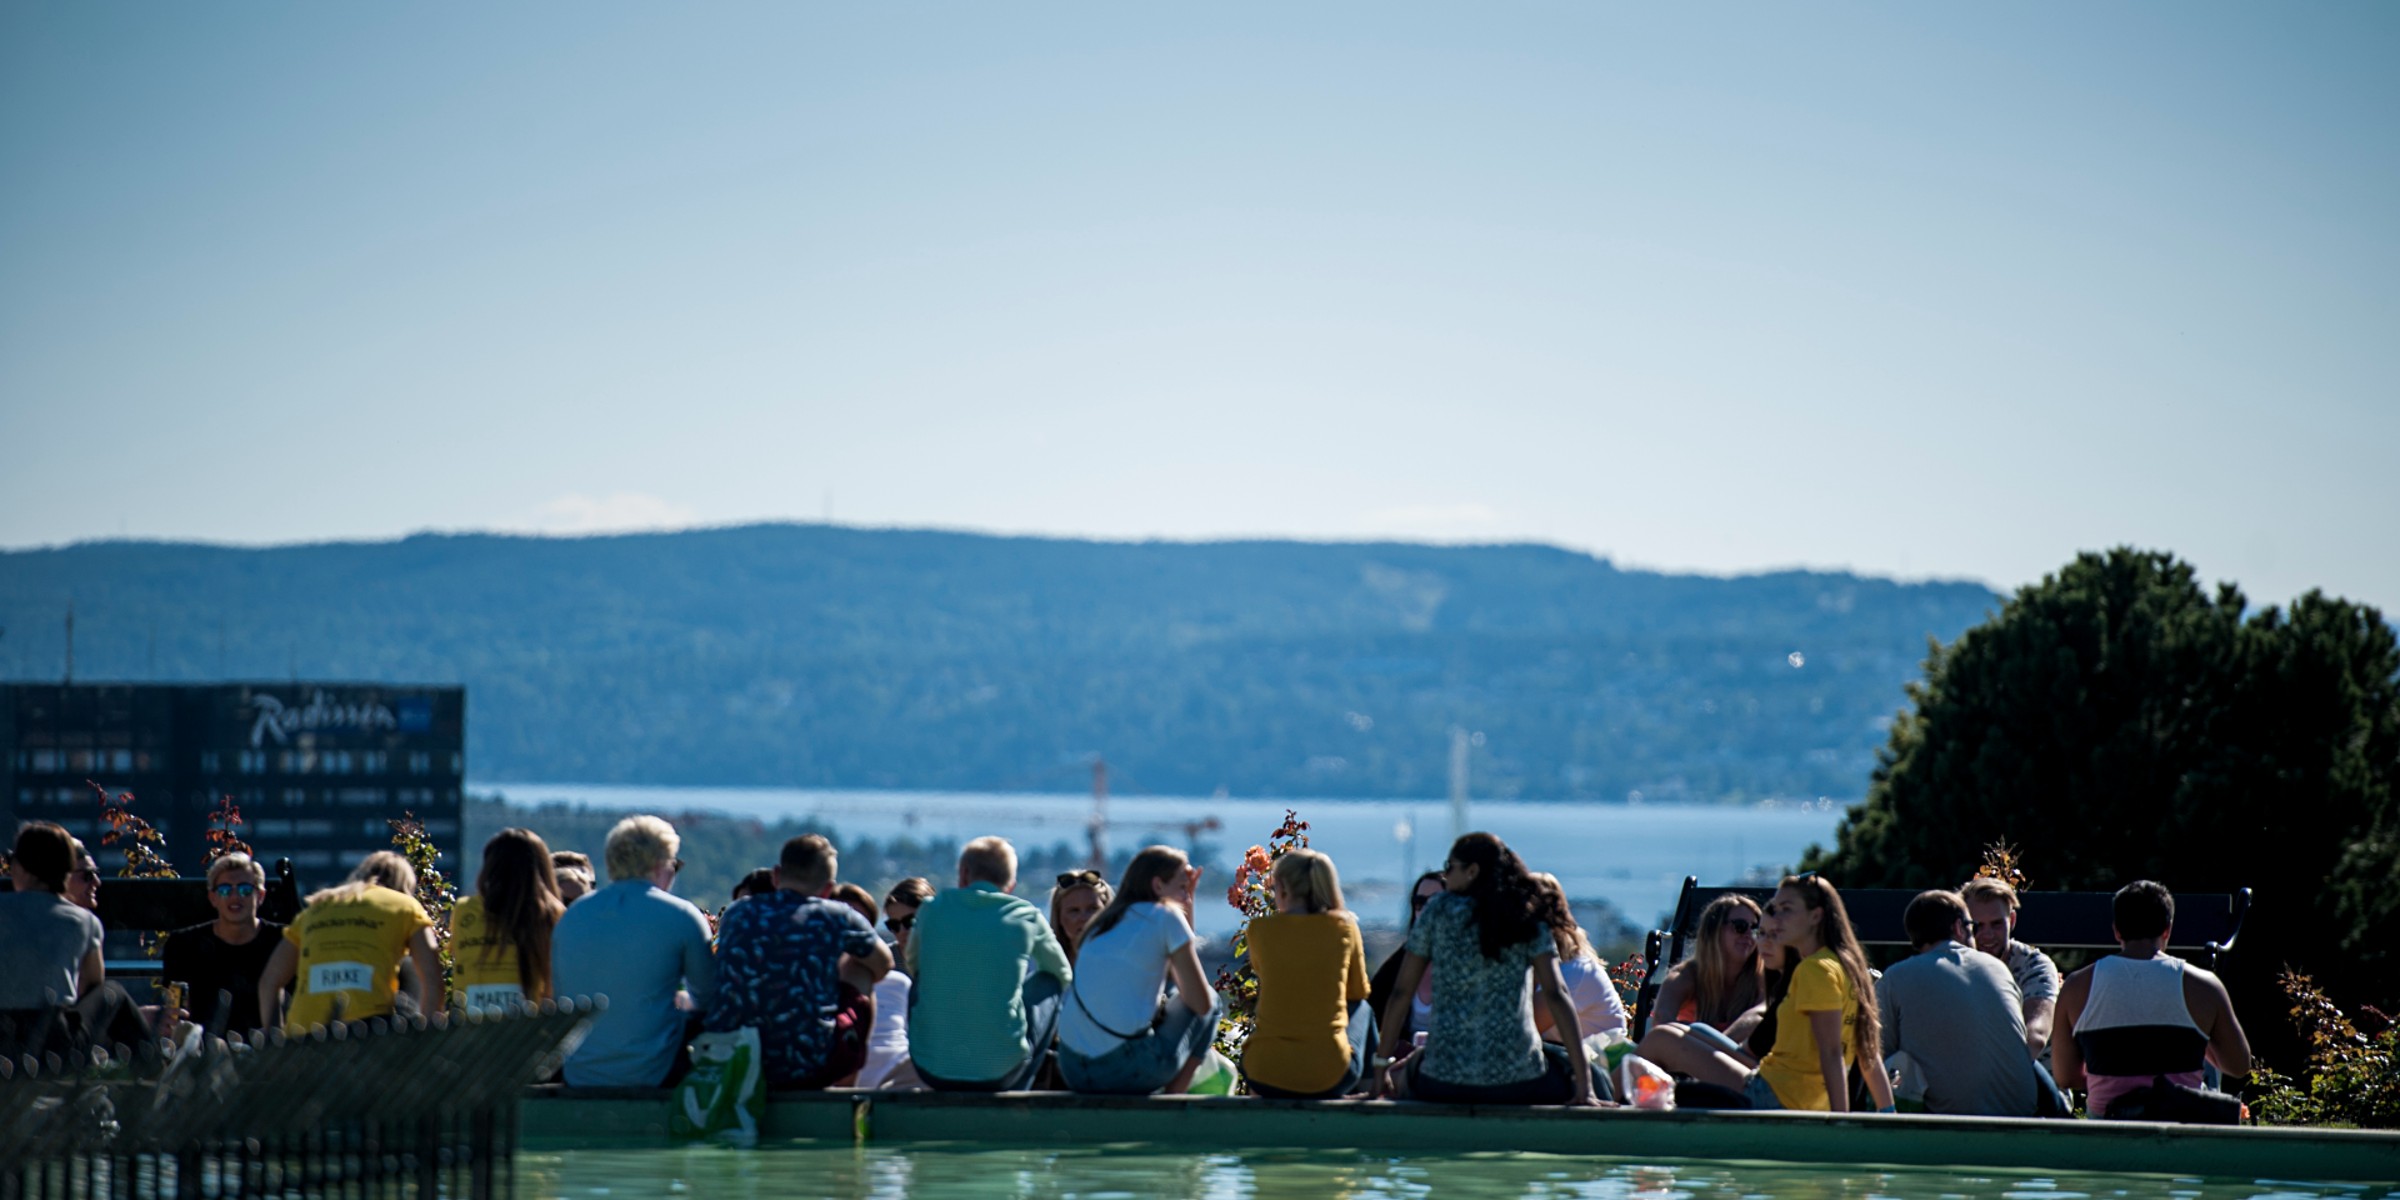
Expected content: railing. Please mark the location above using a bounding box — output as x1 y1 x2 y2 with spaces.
1 1001 595 1200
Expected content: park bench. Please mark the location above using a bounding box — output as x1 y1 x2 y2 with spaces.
1629 876 2251 1036
91 857 304 978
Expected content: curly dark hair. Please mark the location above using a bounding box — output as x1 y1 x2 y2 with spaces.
1446 832 1546 960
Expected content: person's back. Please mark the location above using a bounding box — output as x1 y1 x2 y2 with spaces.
705 841 887 1090
0 889 103 1009
1881 945 2035 1115
552 815 716 1088
450 895 549 1013
2056 880 2250 1121
906 837 1071 1090
1411 890 1549 1088
1244 909 1369 1096
281 884 431 1030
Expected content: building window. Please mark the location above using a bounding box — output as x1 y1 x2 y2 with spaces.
407 751 432 776
282 788 307 807
449 752 463 775
109 749 133 773
239 749 268 774
362 751 388 774
200 751 221 774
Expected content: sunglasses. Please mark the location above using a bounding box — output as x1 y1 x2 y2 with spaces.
671 858 686 874
1723 918 1759 935
885 915 915 933
71 869 102 883
213 882 258 897
1056 870 1104 888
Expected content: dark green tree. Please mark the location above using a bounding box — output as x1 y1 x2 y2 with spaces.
1807 548 2400 1047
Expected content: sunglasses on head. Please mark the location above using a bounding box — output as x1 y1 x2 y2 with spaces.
1056 870 1104 889
885 915 915 933
213 882 257 898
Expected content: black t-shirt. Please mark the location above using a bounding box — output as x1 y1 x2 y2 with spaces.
160 920 285 1035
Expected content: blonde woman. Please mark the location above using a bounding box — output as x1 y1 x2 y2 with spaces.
1241 849 1374 1098
1048 869 1114 967
1642 893 1765 1038
259 851 441 1032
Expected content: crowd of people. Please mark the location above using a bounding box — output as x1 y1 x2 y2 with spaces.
1 815 2253 1123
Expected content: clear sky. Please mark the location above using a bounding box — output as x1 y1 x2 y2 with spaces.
4 3 2395 611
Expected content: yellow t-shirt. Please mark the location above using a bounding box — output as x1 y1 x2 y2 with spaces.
282 885 432 1031
1241 911 1372 1095
449 895 546 1013
1757 947 1859 1110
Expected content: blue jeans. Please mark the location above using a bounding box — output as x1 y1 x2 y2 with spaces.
1244 1000 1377 1100
917 972 1063 1093
1058 989 1227 1095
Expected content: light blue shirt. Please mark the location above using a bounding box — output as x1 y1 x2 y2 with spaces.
553 879 716 1088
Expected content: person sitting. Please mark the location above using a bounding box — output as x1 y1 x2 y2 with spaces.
1642 894 1765 1039
706 835 892 1090
1528 873 1629 1044
0 822 106 1056
450 828 566 1014
1961 876 2062 1058
1241 848 1374 1099
1056 846 1224 1095
1048 869 1114 968
1639 873 1895 1113
551 851 596 906
260 851 443 1033
1373 834 1602 1106
1366 870 1446 1046
65 844 102 913
830 882 914 1088
906 836 1072 1092
731 868 777 903
161 851 284 1036
1877 890 2038 1116
553 816 717 1087
64 838 157 1049
2054 880 2251 1121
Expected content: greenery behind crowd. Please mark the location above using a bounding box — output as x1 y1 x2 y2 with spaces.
0 525 1996 802
1806 548 2398 1101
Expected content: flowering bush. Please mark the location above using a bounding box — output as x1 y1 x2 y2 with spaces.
1605 953 1649 1014
2249 969 2399 1128
203 793 252 867
388 812 460 994
91 780 177 879
1210 810 1309 1073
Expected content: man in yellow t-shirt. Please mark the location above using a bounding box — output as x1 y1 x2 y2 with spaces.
1755 947 1859 1110
261 852 441 1033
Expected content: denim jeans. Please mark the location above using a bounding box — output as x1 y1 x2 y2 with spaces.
1058 989 1227 1095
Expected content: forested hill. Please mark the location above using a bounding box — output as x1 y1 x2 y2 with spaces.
0 526 1998 802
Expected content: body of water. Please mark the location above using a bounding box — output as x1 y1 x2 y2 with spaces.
480 782 1845 935
519 1143 2384 1200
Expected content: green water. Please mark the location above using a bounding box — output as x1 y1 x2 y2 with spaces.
518 1144 2389 1200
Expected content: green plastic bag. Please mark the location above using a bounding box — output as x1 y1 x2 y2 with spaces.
669 1027 764 1147
1187 1048 1237 1096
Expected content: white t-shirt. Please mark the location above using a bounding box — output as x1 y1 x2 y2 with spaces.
1059 902 1193 1058
856 968 912 1088
1557 952 1630 1038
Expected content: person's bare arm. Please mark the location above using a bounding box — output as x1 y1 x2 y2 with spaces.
1378 952 1427 1061
1533 955 1598 1106
851 935 895 984
1859 1009 1895 1112
1644 966 1691 1038
1722 1001 1767 1046
2022 996 2055 1056
1167 941 1212 1016
78 946 105 998
406 928 445 1017
1808 1009 1850 1112
2190 970 2252 1077
258 940 298 1029
2050 971 2089 1091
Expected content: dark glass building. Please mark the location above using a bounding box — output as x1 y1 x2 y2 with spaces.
2 683 464 879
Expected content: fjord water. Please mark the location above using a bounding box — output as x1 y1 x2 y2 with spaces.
519 1143 2385 1200
489 783 1843 933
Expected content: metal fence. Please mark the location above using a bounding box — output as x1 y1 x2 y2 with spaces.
1 1002 594 1200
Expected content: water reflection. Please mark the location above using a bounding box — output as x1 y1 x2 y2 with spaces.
519 1144 2389 1200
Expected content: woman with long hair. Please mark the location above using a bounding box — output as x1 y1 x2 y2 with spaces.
1373 834 1602 1106
1241 849 1375 1098
1528 874 1629 1044
1056 846 1225 1095
1637 873 1893 1112
1366 869 1446 1040
1048 869 1114 967
450 828 566 1013
1641 893 1765 1037
259 851 444 1032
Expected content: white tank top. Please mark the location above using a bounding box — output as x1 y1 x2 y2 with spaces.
2078 954 2200 1034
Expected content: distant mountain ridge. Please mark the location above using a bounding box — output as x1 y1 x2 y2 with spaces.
0 525 1999 802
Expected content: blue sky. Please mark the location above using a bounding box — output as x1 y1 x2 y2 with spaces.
4 2 2395 611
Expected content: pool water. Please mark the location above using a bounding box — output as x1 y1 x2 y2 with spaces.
517 1143 2390 1200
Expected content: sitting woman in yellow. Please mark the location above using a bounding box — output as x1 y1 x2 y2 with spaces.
450 828 566 1013
1240 849 1373 1099
259 851 442 1032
